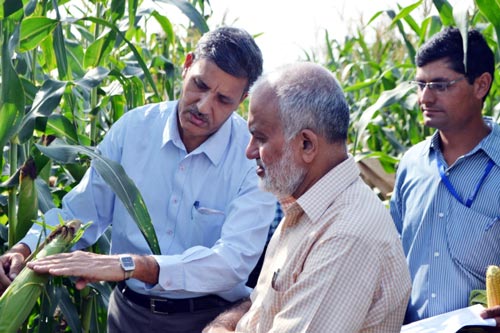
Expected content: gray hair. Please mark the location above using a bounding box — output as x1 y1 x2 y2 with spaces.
251 62 349 143
194 26 263 93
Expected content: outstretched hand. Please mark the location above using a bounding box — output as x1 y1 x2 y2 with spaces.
26 251 126 289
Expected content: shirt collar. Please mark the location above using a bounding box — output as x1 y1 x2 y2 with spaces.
279 155 359 225
426 117 500 166
162 101 233 166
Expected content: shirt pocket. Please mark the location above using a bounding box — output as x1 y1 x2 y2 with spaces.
446 204 500 280
190 203 225 246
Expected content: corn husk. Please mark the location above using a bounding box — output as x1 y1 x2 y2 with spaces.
0 220 82 333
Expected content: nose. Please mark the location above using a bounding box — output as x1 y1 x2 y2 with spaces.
246 137 259 160
197 92 213 114
419 85 436 105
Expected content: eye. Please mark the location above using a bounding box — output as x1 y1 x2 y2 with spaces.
194 78 208 90
429 82 448 92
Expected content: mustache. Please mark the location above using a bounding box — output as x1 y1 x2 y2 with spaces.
188 106 208 122
256 158 265 169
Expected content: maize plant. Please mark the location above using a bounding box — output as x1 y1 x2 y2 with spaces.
0 219 82 333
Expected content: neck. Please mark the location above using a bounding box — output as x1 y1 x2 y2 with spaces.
439 121 491 165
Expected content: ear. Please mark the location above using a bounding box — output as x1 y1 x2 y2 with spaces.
239 91 249 103
298 129 318 164
182 52 195 78
474 72 492 100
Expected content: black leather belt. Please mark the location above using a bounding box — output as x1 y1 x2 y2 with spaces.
117 281 231 314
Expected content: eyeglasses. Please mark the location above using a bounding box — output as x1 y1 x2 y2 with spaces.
410 76 466 93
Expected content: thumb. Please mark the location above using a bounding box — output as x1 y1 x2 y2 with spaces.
8 253 26 280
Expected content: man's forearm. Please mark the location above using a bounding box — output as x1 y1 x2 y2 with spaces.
203 298 252 332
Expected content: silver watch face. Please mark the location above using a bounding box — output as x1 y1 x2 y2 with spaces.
120 256 135 271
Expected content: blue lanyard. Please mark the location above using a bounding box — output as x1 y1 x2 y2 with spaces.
437 157 495 208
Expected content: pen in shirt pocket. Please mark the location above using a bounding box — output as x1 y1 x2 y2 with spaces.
485 216 500 232
192 201 225 215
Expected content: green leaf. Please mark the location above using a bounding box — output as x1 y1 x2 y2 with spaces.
75 67 110 90
476 0 500 53
432 0 455 26
83 30 116 69
19 17 59 52
53 21 70 80
80 16 161 101
46 114 79 144
151 10 175 46
355 82 415 151
18 79 67 143
155 0 209 33
35 143 161 255
0 24 25 150
2 0 22 19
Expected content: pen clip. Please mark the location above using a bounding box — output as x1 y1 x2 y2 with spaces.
485 216 500 232
271 268 280 289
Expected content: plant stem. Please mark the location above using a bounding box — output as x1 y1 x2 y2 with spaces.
8 141 18 248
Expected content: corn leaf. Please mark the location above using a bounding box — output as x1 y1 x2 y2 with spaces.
35 143 161 255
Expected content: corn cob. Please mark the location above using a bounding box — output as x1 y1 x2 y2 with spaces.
486 265 500 308
0 219 82 333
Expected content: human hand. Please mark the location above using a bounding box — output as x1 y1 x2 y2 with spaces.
480 305 500 326
26 251 126 290
0 244 31 294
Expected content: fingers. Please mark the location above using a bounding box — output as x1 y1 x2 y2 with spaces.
480 306 500 326
0 252 26 294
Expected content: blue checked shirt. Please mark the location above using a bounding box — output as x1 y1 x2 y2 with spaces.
390 118 500 323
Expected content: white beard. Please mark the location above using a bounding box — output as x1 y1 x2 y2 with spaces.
259 142 306 198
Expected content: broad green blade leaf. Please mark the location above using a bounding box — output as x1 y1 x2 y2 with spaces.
75 67 110 90
58 285 82 333
16 158 38 244
53 21 70 80
355 82 415 148
35 143 161 255
476 0 500 53
110 0 126 22
151 10 175 45
432 0 455 26
386 10 416 63
389 1 422 30
79 17 161 101
0 24 25 151
19 17 58 52
46 114 79 144
35 178 56 213
18 79 67 143
2 0 22 19
83 30 116 68
155 0 209 33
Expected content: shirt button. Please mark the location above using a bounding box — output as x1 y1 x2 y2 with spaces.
434 252 440 257
167 230 173 235
431 293 437 298
438 212 444 218
172 198 178 204
179 165 185 171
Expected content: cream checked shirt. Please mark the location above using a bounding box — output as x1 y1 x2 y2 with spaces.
236 156 411 333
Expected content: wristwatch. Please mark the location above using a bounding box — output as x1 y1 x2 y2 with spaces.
119 255 135 280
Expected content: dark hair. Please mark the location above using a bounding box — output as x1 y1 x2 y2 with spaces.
193 26 263 92
416 27 494 97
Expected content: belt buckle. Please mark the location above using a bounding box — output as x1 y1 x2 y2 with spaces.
150 297 169 314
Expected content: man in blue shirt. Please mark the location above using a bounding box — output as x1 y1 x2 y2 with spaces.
0 27 277 332
390 27 500 324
